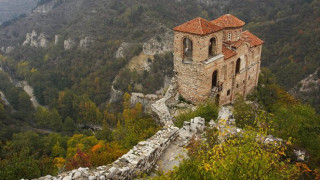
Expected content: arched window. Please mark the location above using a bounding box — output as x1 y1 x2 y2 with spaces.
183 38 193 61
209 37 217 57
235 58 241 74
237 31 240 39
228 32 232 41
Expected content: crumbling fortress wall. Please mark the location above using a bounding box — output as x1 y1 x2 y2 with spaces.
35 80 306 180
36 78 207 180
37 126 179 180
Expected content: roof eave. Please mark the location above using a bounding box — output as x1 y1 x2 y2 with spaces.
173 29 222 36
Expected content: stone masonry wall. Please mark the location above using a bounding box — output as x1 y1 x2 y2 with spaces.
36 78 186 180
174 29 262 105
36 127 179 180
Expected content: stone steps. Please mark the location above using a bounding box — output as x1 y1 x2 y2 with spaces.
208 87 218 101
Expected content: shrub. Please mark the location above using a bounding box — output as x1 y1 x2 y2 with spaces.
154 127 301 180
233 98 257 128
174 102 218 128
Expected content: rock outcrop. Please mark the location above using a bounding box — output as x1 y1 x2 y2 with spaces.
64 38 76 50
210 106 307 162
55 35 60 45
143 27 173 56
291 69 320 93
16 81 40 108
115 43 141 59
108 85 124 103
22 30 49 48
0 91 10 106
1 46 15 54
130 93 162 113
33 0 61 14
79 37 94 49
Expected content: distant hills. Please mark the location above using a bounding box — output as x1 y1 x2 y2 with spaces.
0 0 319 111
0 0 38 25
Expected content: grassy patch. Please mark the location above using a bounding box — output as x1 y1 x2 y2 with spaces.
174 102 218 128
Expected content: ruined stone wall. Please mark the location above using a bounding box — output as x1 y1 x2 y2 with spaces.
37 127 179 180
37 79 181 180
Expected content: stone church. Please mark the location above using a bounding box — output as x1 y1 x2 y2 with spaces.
173 14 263 105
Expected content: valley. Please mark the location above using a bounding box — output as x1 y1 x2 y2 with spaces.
0 0 319 179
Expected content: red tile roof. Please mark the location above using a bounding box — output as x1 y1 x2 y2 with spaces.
224 40 244 49
242 31 264 47
222 45 237 60
174 17 223 35
212 14 245 28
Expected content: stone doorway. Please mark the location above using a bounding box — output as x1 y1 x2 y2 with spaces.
235 58 241 74
212 70 218 89
215 94 220 105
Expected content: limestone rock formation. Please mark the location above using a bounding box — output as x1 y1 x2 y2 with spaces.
130 93 162 113
79 37 94 49
2 46 15 54
15 81 40 108
294 150 307 162
54 35 60 45
143 28 174 56
108 85 124 103
0 91 10 106
22 30 49 48
210 106 307 162
64 38 76 50
33 0 61 14
115 42 141 59
291 69 320 93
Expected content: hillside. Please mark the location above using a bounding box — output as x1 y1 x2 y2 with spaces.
0 0 320 179
0 0 38 25
1 0 319 106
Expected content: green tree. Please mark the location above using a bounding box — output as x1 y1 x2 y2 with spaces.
17 92 33 112
52 141 66 157
0 151 41 179
10 131 42 154
49 109 63 131
35 107 50 127
0 102 5 119
95 120 113 142
234 98 257 128
63 117 77 133
77 95 102 125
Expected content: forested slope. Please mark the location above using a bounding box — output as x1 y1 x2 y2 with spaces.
0 0 320 179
